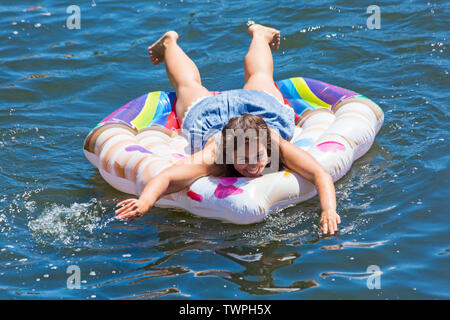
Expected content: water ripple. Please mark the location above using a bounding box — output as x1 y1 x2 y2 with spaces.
0 0 448 299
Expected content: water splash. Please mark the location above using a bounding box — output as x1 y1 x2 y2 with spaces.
28 199 113 246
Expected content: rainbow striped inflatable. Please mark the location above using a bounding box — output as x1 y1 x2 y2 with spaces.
84 77 383 224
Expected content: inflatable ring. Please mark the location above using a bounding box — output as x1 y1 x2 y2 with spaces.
83 77 383 224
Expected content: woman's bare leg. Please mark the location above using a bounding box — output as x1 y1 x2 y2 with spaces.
148 31 212 124
243 24 284 104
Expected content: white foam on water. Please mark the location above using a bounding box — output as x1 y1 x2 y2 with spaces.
28 199 113 246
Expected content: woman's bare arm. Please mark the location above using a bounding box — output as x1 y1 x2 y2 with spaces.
278 136 341 234
115 146 219 221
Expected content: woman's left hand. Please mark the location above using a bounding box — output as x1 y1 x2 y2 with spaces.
320 209 341 235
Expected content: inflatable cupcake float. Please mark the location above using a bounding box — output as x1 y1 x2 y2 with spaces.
83 77 383 224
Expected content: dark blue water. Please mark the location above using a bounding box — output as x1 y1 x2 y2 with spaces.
0 0 448 299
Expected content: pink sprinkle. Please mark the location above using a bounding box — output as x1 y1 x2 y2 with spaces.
187 189 203 202
317 141 346 153
171 153 185 159
125 145 153 154
214 184 244 199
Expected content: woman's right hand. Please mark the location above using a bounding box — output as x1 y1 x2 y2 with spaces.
115 198 150 221
114 148 214 222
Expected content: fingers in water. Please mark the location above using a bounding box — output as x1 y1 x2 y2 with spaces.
115 201 136 215
322 222 328 234
115 205 128 215
116 198 136 207
116 211 133 220
321 219 340 235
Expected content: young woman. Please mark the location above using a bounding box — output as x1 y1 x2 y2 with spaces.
115 24 341 235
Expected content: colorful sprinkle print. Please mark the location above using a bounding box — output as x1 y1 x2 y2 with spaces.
316 141 346 153
213 177 244 199
125 145 153 154
171 153 185 159
187 189 203 202
214 183 244 199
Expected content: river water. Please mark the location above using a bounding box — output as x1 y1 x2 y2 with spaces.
0 0 448 299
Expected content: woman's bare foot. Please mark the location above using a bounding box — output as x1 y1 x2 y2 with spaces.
248 24 280 50
147 31 179 65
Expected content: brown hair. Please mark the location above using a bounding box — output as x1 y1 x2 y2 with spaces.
215 113 284 177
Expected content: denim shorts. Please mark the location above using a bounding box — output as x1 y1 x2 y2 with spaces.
181 89 296 153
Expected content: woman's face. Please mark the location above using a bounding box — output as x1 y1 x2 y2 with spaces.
233 141 268 177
